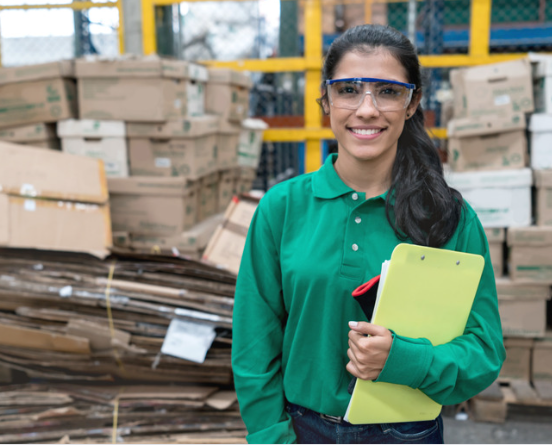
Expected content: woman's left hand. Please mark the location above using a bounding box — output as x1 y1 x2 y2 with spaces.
346 321 393 381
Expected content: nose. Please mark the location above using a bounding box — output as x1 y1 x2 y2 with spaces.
355 92 380 118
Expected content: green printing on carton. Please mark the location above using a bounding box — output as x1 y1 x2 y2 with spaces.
139 221 178 232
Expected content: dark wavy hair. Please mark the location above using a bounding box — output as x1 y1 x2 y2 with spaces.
318 24 463 248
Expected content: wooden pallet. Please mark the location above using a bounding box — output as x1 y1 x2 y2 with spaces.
470 379 552 423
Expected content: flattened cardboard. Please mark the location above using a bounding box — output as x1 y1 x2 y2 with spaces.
108 177 198 236
0 323 90 354
202 195 259 274
0 195 111 255
0 79 77 129
0 141 108 204
534 170 552 226
447 130 527 172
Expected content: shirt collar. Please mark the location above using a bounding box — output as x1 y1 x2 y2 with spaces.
312 153 390 202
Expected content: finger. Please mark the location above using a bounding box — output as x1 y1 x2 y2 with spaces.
349 321 387 336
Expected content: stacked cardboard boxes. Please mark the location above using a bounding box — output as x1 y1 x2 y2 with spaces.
447 57 552 403
0 60 78 150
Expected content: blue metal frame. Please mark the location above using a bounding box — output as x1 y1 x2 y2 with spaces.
326 78 416 89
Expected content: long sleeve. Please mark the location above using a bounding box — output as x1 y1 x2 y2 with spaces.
231 200 297 444
374 212 506 405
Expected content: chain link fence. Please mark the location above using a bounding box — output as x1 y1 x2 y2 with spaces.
0 0 121 67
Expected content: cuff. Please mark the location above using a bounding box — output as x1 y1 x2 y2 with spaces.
374 332 433 389
246 418 297 444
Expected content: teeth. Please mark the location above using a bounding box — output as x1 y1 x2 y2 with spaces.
351 128 383 135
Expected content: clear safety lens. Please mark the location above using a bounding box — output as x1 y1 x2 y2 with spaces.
328 80 413 111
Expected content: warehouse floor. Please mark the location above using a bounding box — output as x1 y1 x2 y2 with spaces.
443 414 552 444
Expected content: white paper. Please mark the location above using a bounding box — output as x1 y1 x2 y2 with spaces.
161 319 216 363
494 94 510 106
24 200 36 212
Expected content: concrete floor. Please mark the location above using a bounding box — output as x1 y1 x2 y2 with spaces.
443 415 552 444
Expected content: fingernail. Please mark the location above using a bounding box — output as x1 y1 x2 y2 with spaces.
349 321 358 327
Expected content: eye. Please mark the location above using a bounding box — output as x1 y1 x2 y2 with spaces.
334 82 362 95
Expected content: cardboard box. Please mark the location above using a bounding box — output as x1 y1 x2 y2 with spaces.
534 170 552 226
530 53 552 114
485 228 505 277
529 113 552 169
495 278 550 338
202 195 259 274
0 141 108 204
450 59 534 119
507 226 552 283
447 130 527 172
129 212 225 259
445 168 532 228
218 170 235 213
76 57 208 122
0 61 77 128
0 123 60 150
217 121 240 170
108 176 198 236
238 118 268 168
500 338 533 381
197 172 219 223
235 167 258 195
446 112 526 138
127 116 219 180
205 68 252 123
0 195 111 256
532 330 552 380
58 119 128 177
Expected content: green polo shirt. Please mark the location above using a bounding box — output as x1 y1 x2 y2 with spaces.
232 154 505 444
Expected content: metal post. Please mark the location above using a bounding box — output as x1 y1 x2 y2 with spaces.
407 0 417 46
304 0 322 173
469 0 492 57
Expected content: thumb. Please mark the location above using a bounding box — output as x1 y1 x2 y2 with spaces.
349 321 381 336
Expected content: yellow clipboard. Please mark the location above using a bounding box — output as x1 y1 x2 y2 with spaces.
344 243 485 424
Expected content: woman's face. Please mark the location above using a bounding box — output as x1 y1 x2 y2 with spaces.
324 48 419 166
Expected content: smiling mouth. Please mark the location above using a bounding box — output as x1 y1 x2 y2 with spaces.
349 128 384 135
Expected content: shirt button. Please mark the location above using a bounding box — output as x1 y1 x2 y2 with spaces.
352 193 359 201
355 217 361 224
352 244 359 251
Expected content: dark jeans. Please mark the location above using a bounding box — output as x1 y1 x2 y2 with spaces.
286 403 444 444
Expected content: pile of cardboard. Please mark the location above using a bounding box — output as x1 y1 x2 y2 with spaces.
0 245 243 442
445 57 552 408
0 383 245 443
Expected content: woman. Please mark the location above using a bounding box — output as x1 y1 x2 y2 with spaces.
232 24 505 444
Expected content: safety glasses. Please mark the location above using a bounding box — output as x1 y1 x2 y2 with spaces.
326 77 415 112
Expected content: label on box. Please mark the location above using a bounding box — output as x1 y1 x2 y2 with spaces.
155 157 171 168
24 200 36 211
494 95 511 106
161 319 216 363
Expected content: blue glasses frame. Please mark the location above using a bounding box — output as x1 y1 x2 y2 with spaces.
325 78 416 89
